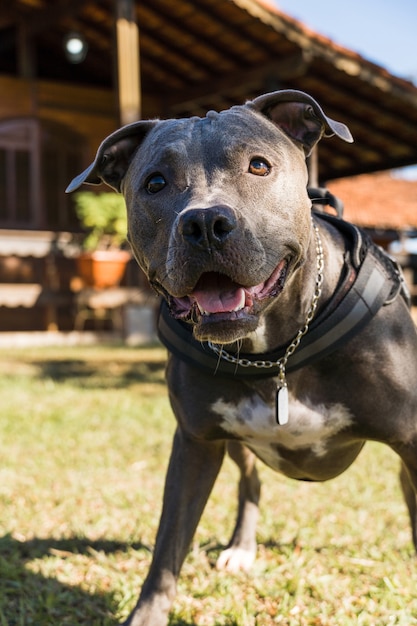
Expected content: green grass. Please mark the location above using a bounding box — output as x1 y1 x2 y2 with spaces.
0 345 416 625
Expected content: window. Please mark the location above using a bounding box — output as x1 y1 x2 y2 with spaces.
0 118 85 230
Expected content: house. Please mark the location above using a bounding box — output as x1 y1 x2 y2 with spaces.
1 0 417 335
328 171 417 241
327 170 417 301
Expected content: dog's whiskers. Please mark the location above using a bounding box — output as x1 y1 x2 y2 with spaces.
212 343 224 375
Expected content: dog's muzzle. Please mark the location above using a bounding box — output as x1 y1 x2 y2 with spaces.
168 260 289 322
162 204 291 340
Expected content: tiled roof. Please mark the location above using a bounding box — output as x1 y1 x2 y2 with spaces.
327 171 417 229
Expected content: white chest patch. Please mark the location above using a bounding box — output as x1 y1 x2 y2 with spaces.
212 394 353 460
245 318 268 352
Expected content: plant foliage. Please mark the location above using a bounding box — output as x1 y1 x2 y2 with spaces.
74 192 128 250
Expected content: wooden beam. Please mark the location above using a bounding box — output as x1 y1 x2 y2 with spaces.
115 0 141 125
307 147 319 187
17 24 35 79
166 51 311 114
0 0 87 44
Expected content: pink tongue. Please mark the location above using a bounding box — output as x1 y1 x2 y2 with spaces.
192 274 245 314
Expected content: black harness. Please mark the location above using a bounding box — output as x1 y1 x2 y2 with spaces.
157 208 408 380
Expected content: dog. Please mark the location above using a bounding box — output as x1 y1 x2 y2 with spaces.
67 90 417 626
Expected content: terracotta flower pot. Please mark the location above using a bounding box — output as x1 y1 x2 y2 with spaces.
76 250 131 288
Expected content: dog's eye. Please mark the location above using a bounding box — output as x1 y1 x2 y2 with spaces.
145 173 166 194
248 158 271 176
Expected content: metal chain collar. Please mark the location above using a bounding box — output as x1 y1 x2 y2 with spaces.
208 220 324 379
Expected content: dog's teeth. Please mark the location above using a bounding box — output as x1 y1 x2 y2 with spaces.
197 302 210 315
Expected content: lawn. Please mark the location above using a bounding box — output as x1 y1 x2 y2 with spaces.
0 344 416 625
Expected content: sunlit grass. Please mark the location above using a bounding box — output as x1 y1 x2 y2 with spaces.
0 345 416 625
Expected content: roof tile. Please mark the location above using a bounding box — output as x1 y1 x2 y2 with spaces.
327 171 417 229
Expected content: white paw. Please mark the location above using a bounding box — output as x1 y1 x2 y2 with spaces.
216 546 256 573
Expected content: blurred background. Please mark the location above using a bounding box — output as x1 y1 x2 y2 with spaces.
0 0 416 344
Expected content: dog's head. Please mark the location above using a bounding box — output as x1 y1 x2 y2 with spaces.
67 90 352 344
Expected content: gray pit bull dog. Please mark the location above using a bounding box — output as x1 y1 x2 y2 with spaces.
67 90 417 626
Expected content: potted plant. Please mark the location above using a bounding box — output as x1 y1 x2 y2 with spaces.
74 191 131 288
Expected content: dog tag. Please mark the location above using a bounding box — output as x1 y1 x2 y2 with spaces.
276 383 289 425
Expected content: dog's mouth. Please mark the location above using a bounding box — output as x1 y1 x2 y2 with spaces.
168 258 289 324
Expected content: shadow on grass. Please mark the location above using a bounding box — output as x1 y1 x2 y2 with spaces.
0 534 131 625
31 357 166 389
0 534 200 626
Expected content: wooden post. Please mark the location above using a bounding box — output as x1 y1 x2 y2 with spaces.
115 0 141 125
17 24 35 79
307 146 319 188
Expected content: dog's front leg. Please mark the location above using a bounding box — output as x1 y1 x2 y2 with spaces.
123 427 226 626
217 441 260 573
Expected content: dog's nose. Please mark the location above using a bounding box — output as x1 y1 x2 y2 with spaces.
178 206 237 249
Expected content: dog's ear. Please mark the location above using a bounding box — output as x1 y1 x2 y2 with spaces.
66 120 158 193
249 90 353 156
